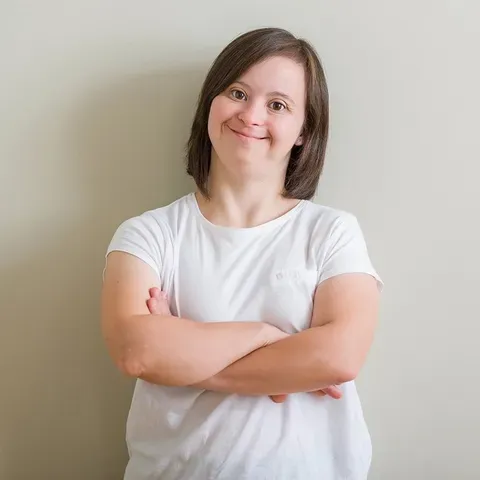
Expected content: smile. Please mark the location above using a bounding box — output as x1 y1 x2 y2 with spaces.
227 126 267 141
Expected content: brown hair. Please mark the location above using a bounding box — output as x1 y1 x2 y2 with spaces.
186 27 329 200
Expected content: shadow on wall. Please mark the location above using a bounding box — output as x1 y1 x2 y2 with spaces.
0 68 203 480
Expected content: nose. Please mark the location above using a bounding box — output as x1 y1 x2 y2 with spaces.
237 99 266 126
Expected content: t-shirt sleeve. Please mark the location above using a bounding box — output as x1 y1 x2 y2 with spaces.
318 212 384 290
104 213 169 283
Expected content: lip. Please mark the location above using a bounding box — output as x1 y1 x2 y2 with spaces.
228 126 267 141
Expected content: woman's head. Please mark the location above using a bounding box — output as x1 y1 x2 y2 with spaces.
187 27 329 200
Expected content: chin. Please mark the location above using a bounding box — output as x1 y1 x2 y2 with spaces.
232 150 256 161
215 143 254 162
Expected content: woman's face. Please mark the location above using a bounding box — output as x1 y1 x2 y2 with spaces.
208 56 306 182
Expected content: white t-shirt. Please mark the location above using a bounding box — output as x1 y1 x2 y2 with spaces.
106 192 383 480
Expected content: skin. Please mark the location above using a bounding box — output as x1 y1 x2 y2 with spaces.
146 288 343 402
200 56 307 228
101 55 379 403
102 251 289 387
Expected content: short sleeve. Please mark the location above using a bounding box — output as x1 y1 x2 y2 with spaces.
318 213 383 290
104 212 170 284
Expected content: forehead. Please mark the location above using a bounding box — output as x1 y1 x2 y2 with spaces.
237 56 306 101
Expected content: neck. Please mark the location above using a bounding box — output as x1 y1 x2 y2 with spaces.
196 154 300 228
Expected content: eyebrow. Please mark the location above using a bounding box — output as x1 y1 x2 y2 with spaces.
235 81 296 106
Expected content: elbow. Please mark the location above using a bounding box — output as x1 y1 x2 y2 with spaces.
333 364 359 384
103 333 147 379
326 357 361 384
116 349 147 379
113 346 152 380
115 350 198 387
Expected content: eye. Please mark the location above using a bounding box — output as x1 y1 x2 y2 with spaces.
269 101 287 112
230 89 247 101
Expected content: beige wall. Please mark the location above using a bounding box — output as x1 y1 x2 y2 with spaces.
1 2 479 479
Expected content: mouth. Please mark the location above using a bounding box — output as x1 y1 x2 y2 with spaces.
227 126 267 141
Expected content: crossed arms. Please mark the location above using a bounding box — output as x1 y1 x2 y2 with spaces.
101 251 380 397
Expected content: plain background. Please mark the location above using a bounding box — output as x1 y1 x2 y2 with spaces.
1 2 479 479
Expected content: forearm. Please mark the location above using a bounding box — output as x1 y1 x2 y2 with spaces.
194 323 354 396
116 315 273 386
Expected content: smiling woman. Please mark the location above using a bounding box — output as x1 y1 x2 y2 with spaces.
101 27 382 480
208 56 306 183
187 27 329 202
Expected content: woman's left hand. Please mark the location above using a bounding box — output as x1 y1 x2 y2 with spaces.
269 385 342 404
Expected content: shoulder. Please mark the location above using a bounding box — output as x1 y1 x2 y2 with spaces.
113 193 192 238
298 200 361 242
299 202 383 289
105 194 193 273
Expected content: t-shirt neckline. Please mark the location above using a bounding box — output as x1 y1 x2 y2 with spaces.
188 192 305 236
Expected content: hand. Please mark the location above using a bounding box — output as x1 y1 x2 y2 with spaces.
146 287 172 317
270 385 343 404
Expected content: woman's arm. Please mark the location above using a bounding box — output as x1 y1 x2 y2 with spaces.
101 251 287 387
192 273 380 395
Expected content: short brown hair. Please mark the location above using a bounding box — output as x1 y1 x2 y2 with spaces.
186 27 329 200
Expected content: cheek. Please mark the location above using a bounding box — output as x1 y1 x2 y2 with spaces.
207 100 221 140
271 120 301 149
208 97 234 134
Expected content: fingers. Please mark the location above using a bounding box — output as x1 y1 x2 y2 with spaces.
270 394 288 403
312 386 343 400
146 297 159 314
149 287 165 299
323 385 342 399
147 287 171 316
269 386 342 404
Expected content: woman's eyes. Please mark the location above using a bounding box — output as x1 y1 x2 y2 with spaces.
229 89 288 112
269 101 287 112
230 89 246 100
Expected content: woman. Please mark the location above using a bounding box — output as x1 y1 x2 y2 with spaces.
102 27 383 480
